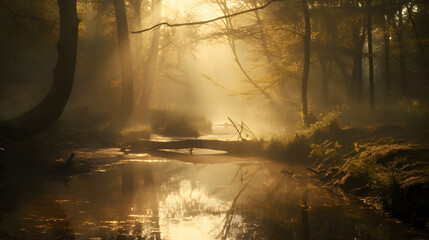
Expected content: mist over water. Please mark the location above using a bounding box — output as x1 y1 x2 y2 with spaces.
1 0 429 239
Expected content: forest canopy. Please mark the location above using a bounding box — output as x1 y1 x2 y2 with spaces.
0 0 428 136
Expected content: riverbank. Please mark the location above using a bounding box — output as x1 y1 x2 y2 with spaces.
0 121 122 184
1 116 428 231
1 138 428 239
271 119 429 229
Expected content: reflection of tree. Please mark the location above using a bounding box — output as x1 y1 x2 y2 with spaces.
137 163 161 239
117 163 135 238
120 163 135 214
118 163 160 239
300 190 309 240
220 166 260 239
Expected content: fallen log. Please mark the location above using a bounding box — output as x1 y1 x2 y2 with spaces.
124 139 264 156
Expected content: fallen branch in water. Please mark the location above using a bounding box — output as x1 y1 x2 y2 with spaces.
228 117 245 141
228 117 260 141
131 0 283 34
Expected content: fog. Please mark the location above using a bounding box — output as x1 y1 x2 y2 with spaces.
64 0 305 136
1 0 429 238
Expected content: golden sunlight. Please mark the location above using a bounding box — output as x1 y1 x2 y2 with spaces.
162 0 221 21
159 179 233 239
3 0 429 239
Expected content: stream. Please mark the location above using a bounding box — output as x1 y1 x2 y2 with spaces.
0 141 428 239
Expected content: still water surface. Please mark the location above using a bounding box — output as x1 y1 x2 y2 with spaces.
0 146 428 239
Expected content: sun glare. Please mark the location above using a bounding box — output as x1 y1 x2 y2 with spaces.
162 0 221 21
159 179 233 239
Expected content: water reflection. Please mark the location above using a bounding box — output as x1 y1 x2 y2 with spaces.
0 154 428 239
159 179 230 240
0 183 75 239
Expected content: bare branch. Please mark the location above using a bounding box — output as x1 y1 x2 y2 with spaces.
131 0 284 34
0 3 49 23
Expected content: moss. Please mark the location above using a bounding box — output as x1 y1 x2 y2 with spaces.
313 136 429 228
262 103 429 228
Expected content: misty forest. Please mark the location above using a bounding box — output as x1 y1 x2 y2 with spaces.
1 0 429 239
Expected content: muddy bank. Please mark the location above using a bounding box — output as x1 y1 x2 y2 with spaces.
0 121 122 184
306 123 429 229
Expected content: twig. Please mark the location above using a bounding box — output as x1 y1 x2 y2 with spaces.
63 152 75 171
241 122 259 141
131 0 284 34
228 117 244 141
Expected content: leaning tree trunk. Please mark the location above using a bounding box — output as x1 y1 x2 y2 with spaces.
301 0 311 126
114 0 134 126
367 0 375 110
0 0 79 139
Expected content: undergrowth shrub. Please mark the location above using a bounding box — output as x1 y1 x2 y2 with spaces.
264 134 312 165
309 140 342 165
120 125 152 139
150 110 212 137
264 105 347 165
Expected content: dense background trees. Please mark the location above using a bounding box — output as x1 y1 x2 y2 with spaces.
201 0 429 123
1 0 428 138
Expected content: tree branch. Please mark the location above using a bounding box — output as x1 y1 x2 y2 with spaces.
0 3 49 23
131 0 284 34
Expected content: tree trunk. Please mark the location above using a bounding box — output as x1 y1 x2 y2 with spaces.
367 0 375 110
139 0 162 113
319 58 331 105
384 16 391 98
397 6 407 97
351 19 366 104
114 0 134 126
134 0 143 52
351 49 363 102
406 3 429 82
351 26 360 102
0 0 79 139
301 0 311 125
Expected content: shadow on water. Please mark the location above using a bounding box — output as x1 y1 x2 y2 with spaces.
0 148 428 239
0 182 75 239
